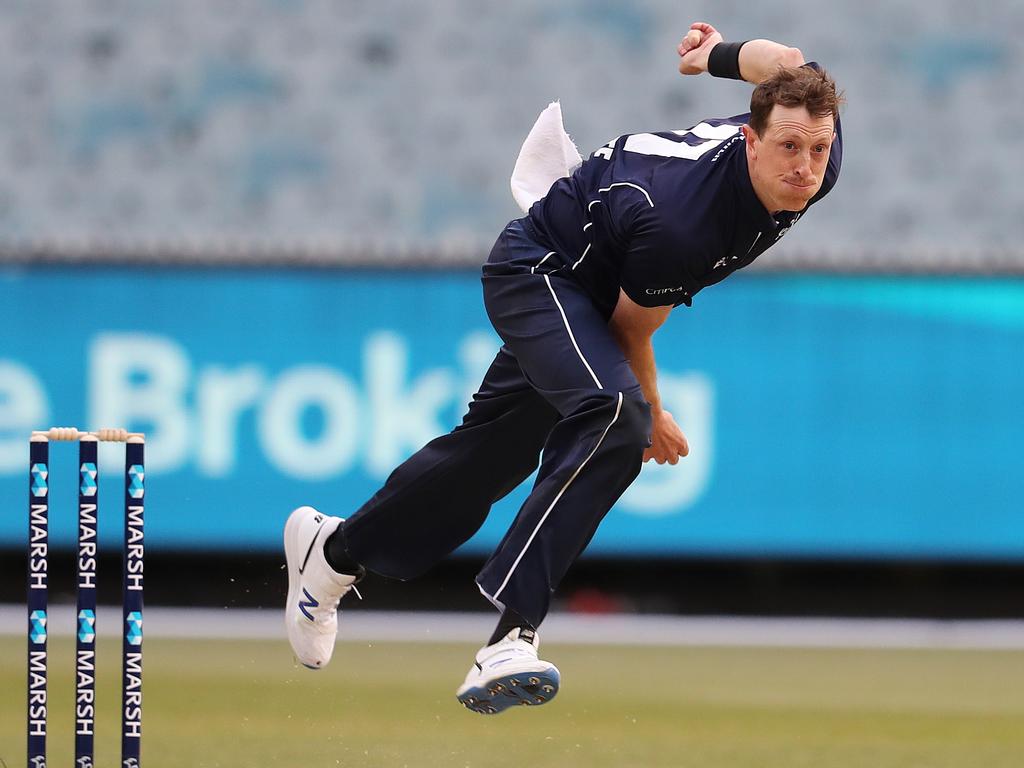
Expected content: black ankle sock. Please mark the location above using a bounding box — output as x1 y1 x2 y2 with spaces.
323 524 363 576
488 608 534 646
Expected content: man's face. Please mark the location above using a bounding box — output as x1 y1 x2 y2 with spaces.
744 105 835 213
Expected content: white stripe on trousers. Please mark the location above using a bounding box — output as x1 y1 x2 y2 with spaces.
492 392 625 602
543 273 603 389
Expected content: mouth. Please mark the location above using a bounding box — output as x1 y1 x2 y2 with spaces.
783 179 815 190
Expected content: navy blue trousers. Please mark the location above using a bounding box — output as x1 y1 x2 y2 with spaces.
343 219 651 627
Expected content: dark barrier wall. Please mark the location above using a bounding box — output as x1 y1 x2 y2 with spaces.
1 267 1022 559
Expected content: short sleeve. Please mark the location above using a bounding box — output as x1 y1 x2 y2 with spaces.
619 206 699 307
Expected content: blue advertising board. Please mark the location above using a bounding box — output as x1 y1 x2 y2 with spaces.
2 266 1022 560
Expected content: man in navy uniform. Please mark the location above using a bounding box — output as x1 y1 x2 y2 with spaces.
284 22 843 714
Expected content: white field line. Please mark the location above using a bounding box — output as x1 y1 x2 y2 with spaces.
3 605 1024 650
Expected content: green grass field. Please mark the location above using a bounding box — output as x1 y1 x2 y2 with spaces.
1 636 1022 767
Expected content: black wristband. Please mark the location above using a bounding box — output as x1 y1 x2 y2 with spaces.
708 41 748 80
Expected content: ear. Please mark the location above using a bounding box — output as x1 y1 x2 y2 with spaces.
742 123 758 159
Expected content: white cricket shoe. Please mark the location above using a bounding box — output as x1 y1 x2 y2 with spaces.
456 627 560 714
284 505 362 669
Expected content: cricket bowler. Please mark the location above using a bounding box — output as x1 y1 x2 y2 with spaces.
284 21 844 714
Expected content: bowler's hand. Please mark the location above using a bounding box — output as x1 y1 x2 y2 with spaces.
644 409 689 465
677 22 724 76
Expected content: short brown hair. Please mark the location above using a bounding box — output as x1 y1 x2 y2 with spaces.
749 65 843 137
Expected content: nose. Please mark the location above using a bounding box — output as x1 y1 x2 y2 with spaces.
794 151 812 178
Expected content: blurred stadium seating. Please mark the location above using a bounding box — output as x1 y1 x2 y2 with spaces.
2 2 1023 619
0 0 1021 265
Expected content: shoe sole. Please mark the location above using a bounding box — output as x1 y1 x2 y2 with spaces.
456 668 560 714
284 506 325 670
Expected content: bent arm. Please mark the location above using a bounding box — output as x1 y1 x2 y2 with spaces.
608 290 690 463
608 289 671 411
738 39 805 84
678 22 805 84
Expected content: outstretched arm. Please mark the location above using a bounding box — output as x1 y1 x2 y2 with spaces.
677 22 804 84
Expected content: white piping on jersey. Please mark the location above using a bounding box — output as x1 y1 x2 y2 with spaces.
543 274 603 389
574 223 594 269
597 182 654 208
578 184 652 270
530 251 555 275
493 391 624 603
746 231 763 255
571 243 591 270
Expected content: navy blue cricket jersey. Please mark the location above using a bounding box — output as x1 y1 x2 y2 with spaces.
527 75 842 314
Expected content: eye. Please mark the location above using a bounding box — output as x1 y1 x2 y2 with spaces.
783 142 796 151
814 144 826 153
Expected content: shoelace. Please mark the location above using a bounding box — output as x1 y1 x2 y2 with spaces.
315 583 363 626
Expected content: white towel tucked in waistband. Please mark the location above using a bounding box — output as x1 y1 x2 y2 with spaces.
510 101 583 213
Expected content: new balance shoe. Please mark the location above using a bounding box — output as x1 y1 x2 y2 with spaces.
456 627 560 714
284 505 363 669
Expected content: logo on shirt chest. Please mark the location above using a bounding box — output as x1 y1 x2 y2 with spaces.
775 212 802 240
713 212 803 272
714 231 764 271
